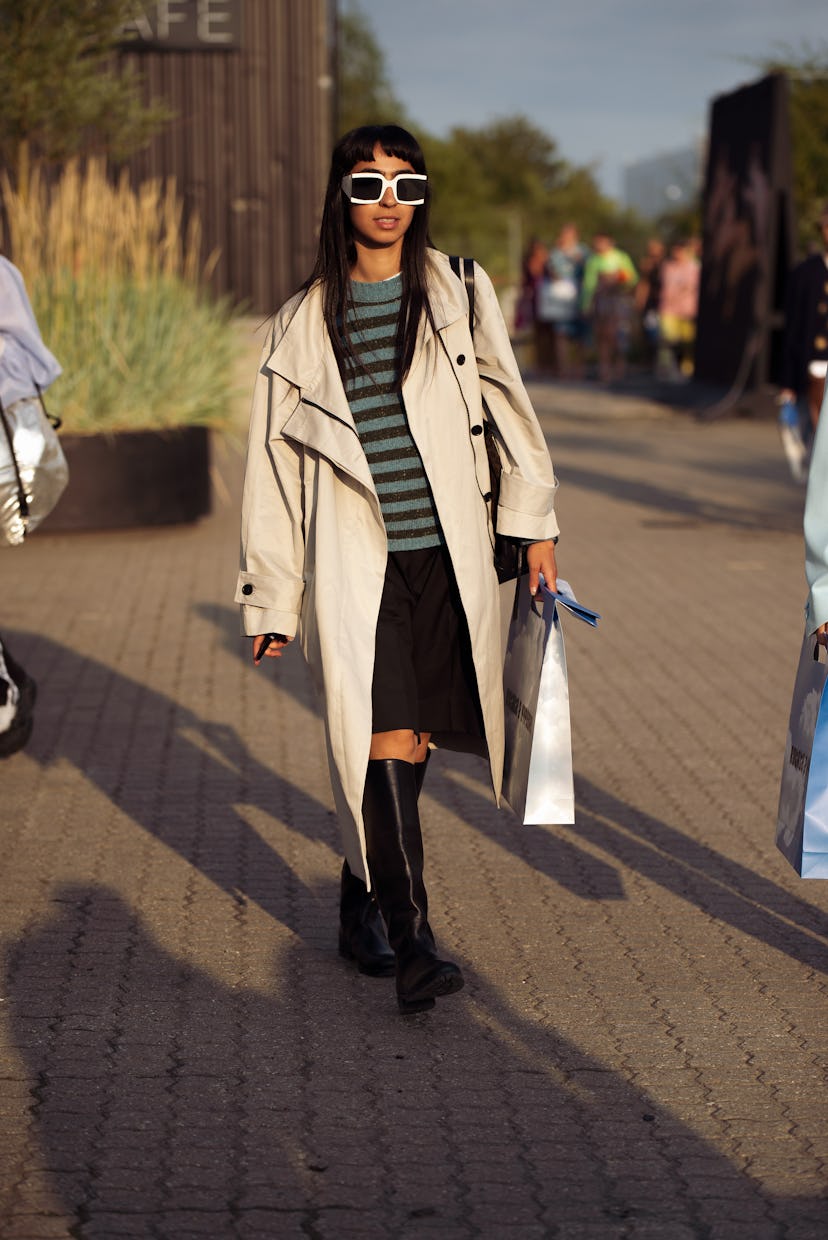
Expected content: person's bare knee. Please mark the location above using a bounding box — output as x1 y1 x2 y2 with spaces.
369 729 419 762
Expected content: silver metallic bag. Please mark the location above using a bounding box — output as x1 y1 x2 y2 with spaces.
0 391 69 546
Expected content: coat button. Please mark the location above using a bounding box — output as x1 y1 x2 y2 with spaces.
483 491 492 502
471 424 483 435
456 354 466 365
242 583 253 595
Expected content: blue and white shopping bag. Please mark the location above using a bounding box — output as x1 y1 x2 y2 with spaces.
776 628 828 878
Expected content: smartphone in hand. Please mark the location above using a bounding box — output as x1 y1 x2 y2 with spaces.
254 633 288 663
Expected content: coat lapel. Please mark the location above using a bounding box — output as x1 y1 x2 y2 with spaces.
263 287 375 492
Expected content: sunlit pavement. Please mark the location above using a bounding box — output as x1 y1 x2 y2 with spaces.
1 338 826 1238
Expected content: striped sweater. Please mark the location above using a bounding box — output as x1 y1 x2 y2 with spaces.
341 275 443 552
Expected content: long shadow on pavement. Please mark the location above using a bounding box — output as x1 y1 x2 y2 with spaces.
6 629 336 943
432 759 828 975
556 462 803 534
5 883 826 1237
549 423 802 488
569 774 828 969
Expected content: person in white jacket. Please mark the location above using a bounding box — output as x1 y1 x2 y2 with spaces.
236 126 559 1014
805 385 828 649
0 256 62 756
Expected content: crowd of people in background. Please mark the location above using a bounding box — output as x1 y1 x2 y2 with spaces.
516 225 701 384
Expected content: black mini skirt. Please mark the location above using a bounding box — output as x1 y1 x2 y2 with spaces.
371 544 484 739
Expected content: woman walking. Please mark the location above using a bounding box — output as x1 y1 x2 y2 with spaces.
236 125 559 1014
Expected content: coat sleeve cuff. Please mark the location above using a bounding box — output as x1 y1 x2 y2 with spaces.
235 569 304 611
495 471 560 540
235 570 303 637
239 607 299 639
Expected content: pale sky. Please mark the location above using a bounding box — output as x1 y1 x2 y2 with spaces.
359 0 823 201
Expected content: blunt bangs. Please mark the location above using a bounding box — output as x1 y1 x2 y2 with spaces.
333 125 427 176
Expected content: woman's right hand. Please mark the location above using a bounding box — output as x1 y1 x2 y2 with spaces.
253 633 292 663
816 623 828 649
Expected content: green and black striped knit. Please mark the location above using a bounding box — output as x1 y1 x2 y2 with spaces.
341 274 443 552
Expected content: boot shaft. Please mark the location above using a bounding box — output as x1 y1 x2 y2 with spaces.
362 758 430 954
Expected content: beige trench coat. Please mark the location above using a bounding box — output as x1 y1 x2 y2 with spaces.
236 250 559 883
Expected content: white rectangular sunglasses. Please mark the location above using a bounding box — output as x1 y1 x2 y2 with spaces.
341 171 428 205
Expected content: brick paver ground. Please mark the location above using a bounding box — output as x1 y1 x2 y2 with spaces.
1 328 826 1239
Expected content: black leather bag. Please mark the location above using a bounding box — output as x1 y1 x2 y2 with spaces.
449 255 526 583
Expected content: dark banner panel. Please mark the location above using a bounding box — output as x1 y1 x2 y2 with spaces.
695 74 795 391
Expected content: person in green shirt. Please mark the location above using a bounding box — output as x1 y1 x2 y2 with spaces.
581 232 638 383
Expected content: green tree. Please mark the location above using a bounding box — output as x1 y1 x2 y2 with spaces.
757 46 828 253
336 1 412 135
0 0 170 182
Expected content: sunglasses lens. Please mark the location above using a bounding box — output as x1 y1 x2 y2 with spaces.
349 174 384 202
395 176 426 203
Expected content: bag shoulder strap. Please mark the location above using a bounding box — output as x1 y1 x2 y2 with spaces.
448 255 475 337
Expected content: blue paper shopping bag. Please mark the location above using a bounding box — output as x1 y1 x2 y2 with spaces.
776 628 828 878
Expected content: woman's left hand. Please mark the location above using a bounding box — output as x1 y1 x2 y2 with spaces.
817 622 828 648
526 539 558 597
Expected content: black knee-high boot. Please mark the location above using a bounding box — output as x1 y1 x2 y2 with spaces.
337 753 429 979
362 757 464 1014
338 861 396 977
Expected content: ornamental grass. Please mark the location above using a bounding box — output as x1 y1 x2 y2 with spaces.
1 159 237 435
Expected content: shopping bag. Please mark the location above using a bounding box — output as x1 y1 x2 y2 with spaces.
777 399 808 484
776 627 828 878
501 576 599 825
0 393 69 547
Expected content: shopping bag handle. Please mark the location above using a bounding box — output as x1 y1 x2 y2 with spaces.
35 382 62 431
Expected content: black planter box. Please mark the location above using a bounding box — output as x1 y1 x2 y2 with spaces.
43 426 211 531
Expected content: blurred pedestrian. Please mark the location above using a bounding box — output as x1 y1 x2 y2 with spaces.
658 238 700 379
236 124 560 1015
0 255 62 758
581 232 638 383
780 202 828 432
545 224 589 379
635 238 665 371
516 237 555 372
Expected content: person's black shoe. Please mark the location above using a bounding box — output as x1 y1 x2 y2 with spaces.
394 955 464 1015
337 860 395 978
0 647 36 759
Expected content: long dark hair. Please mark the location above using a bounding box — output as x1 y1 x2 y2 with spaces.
306 124 437 384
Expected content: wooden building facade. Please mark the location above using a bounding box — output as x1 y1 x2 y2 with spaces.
119 0 335 313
